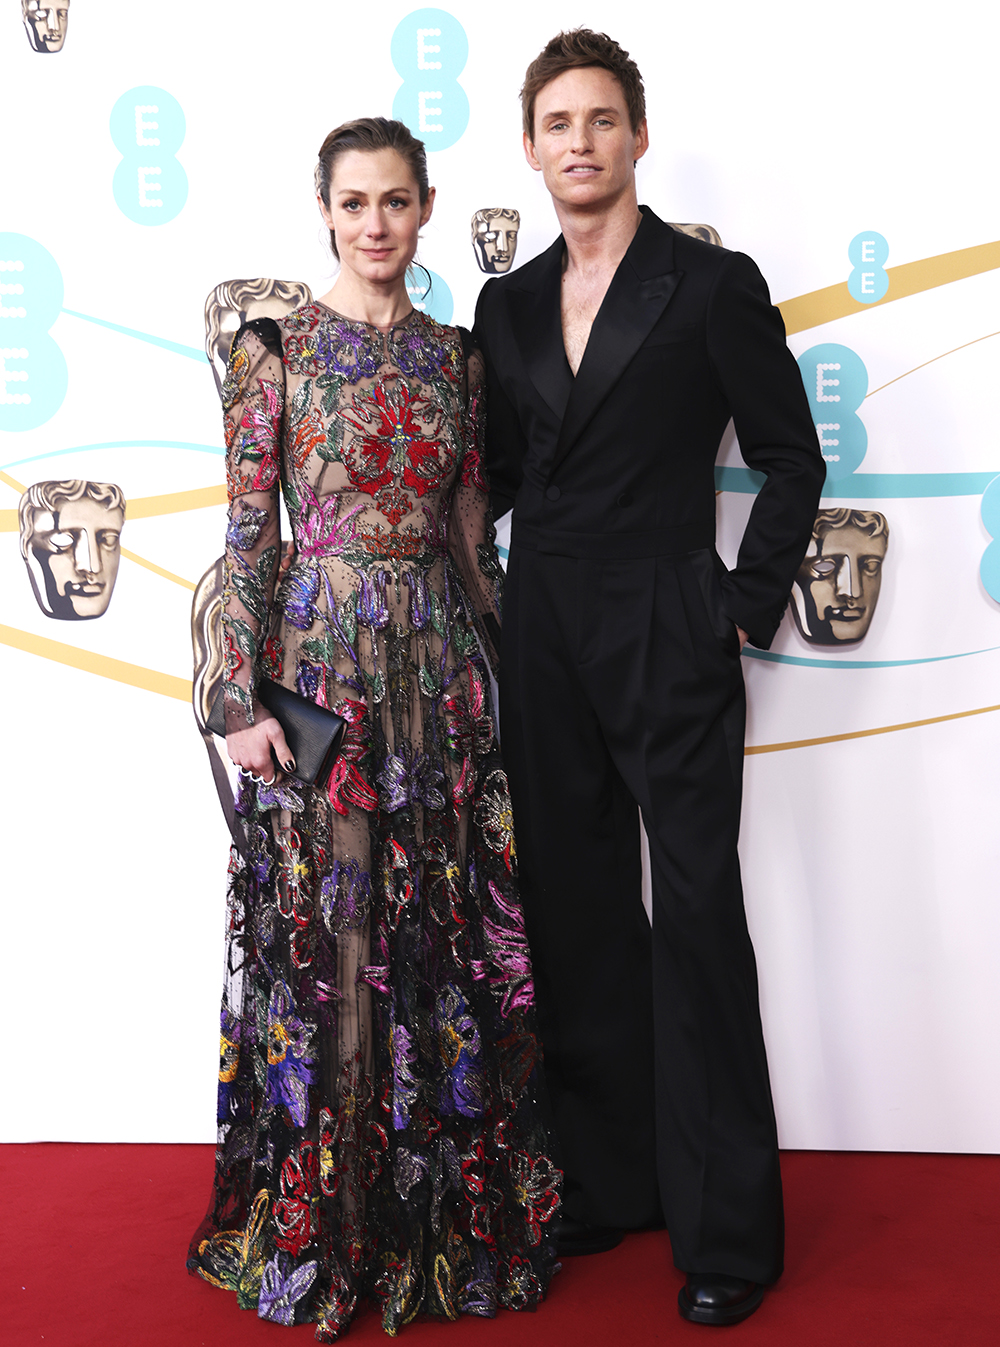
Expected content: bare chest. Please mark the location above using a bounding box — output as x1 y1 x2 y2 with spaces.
561 270 614 376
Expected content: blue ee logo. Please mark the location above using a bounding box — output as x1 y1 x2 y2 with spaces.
110 87 188 225
407 268 453 324
978 476 1000 604
391 9 469 152
0 233 67 432
848 231 889 304
797 343 869 484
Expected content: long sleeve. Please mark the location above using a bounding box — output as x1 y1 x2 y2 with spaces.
473 281 529 523
220 320 285 732
706 251 825 648
447 342 504 674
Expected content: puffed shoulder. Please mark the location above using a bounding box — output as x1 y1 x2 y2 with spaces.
234 316 282 357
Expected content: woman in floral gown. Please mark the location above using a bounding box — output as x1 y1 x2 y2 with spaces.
187 118 560 1338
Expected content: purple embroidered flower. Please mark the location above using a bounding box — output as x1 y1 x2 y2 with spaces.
314 318 382 383
226 503 269 552
356 569 389 629
281 566 320 630
256 779 305 813
390 1022 420 1130
258 1252 318 1325
435 984 483 1118
391 319 450 383
296 660 324 702
320 858 372 933
394 1147 430 1200
218 1004 241 1122
265 981 316 1128
403 568 431 630
378 740 445 812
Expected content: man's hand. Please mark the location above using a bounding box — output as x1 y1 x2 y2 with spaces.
226 713 295 783
737 626 749 651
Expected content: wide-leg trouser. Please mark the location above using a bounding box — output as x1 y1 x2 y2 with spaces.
500 541 784 1284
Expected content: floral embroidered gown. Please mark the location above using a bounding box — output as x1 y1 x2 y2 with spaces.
187 304 560 1338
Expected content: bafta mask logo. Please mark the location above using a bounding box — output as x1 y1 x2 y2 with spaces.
471 208 521 274
669 223 723 247
791 509 889 645
22 0 69 52
204 278 312 397
19 480 125 620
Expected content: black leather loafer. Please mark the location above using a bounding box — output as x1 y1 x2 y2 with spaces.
678 1273 764 1325
550 1213 624 1256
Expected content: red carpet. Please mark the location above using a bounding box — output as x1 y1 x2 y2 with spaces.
2 1146 999 1346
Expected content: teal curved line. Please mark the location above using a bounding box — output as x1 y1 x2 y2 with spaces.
716 466 999 498
61 308 208 363
2 440 223 471
744 645 1000 669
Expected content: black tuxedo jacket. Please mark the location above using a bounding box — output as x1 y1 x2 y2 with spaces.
473 206 825 649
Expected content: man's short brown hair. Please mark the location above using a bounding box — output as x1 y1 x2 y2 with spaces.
521 29 646 139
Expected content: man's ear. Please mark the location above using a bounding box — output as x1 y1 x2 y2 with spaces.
523 131 542 172
633 118 649 166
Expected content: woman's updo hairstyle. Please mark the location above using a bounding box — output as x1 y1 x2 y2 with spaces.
315 117 430 261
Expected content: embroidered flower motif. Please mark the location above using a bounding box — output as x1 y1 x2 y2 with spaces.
320 857 372 933
227 503 269 552
261 635 284 680
294 481 364 564
356 569 390 629
509 1151 560 1246
339 375 453 519
265 981 316 1128
402 568 431 630
444 665 494 804
235 378 282 490
481 880 535 1017
378 740 445 813
478 770 516 871
389 1022 420 1130
258 1252 318 1325
280 565 320 630
274 1142 319 1257
435 984 483 1118
390 317 453 384
326 699 378 816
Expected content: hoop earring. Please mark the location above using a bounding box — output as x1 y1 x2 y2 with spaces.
407 262 432 304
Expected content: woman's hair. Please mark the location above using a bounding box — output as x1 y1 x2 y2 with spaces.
521 29 646 139
315 117 429 260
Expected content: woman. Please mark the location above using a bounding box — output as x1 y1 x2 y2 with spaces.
187 118 560 1339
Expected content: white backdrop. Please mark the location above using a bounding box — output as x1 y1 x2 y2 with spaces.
3 0 999 1149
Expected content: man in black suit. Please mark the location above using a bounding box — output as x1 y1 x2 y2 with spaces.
473 30 825 1326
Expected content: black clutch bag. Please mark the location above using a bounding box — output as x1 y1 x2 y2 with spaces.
207 678 347 788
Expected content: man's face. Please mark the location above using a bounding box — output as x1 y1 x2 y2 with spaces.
793 524 888 645
26 496 123 620
524 66 647 212
472 210 520 274
22 1 70 52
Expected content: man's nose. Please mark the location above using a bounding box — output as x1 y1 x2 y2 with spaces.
73 531 97 576
834 556 860 600
570 120 594 154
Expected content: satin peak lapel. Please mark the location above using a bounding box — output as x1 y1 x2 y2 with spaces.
552 212 683 472
506 238 573 423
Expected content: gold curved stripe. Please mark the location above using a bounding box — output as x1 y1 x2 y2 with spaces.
778 239 1000 335
119 547 196 591
0 623 192 702
746 701 1000 755
125 483 227 518
865 330 1000 399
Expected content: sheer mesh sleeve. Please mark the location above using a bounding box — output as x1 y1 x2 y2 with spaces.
220 322 284 733
448 343 503 675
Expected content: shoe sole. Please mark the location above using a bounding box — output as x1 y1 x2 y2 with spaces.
677 1283 764 1325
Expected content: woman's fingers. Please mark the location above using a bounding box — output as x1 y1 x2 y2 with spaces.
263 718 296 776
226 718 284 779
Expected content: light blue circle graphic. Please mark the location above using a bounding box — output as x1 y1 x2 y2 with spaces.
110 87 188 225
848 231 889 304
391 9 469 152
797 343 869 482
0 233 68 432
979 474 1000 603
407 268 453 324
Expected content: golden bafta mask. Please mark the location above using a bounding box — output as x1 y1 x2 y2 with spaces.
669 223 724 247
204 278 313 397
22 0 70 52
791 510 890 645
19 480 125 620
471 208 521 275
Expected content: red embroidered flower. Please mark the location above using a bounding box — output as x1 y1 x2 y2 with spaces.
510 1151 560 1245
326 699 378 816
340 377 452 508
274 1143 319 1256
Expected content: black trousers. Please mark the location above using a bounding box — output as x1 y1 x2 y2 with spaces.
500 539 784 1284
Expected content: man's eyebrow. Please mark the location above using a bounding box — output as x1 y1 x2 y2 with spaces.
541 106 621 122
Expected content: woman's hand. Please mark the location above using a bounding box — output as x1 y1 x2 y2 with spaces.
226 713 296 784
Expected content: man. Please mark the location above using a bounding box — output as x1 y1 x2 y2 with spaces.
474 30 824 1326
791 508 889 645
19 479 125 620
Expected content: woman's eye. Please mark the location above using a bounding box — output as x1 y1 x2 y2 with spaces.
388 198 407 210
342 200 361 212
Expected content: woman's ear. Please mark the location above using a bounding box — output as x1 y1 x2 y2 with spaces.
419 186 437 228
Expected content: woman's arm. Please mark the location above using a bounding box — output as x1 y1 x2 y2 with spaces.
220 321 294 779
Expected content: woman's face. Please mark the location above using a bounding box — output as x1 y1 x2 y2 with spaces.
319 148 434 287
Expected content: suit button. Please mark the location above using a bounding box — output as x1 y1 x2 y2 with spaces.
617 492 634 507
545 485 561 501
